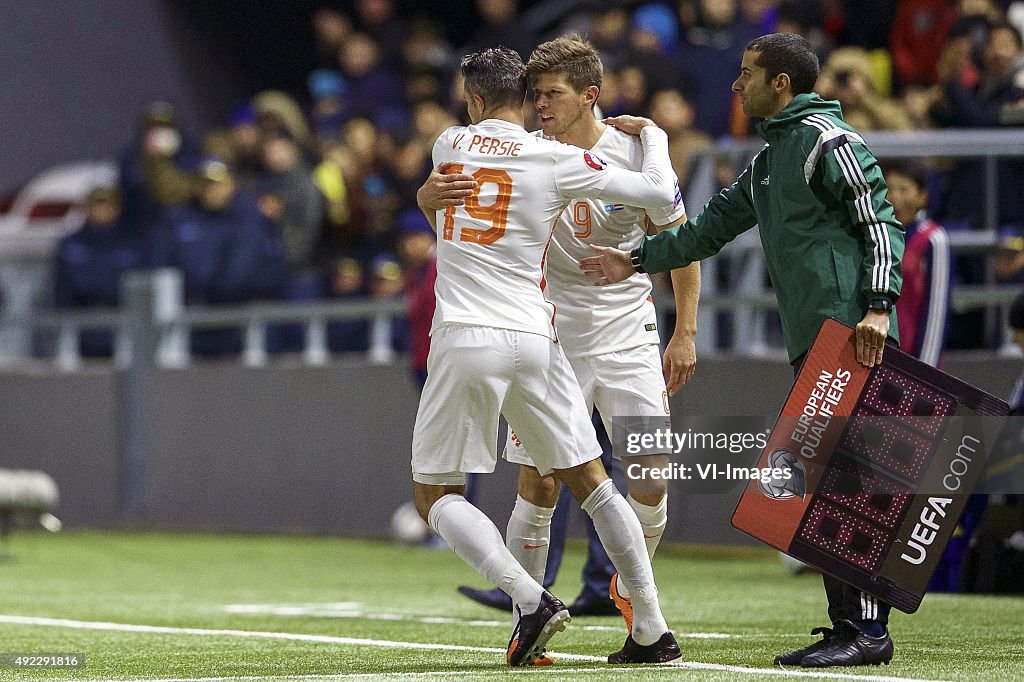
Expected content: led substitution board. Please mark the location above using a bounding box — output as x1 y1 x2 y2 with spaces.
732 319 1008 612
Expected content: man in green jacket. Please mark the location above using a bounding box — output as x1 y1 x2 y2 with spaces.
582 33 904 668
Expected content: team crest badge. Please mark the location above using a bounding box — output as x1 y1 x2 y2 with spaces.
583 151 607 171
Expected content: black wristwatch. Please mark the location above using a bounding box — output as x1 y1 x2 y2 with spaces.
867 298 893 314
629 247 646 274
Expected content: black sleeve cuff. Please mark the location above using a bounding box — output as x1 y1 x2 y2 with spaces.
630 247 646 274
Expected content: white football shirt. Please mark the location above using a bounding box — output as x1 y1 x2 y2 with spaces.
541 126 687 356
429 118 674 340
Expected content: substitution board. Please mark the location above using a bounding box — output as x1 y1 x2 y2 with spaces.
732 319 1009 612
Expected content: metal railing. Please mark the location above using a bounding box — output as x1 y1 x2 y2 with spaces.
3 271 1020 372
7 271 409 371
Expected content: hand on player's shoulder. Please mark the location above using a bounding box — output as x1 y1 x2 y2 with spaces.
602 115 656 136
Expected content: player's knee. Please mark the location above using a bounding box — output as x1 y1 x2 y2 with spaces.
517 465 559 507
624 454 669 502
629 488 666 507
555 457 609 503
412 483 463 523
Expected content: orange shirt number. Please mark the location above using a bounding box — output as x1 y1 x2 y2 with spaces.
442 166 511 245
571 201 592 238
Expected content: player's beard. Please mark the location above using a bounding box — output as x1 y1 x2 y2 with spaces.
542 107 587 140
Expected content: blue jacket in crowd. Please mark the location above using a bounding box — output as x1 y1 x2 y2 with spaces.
151 192 286 304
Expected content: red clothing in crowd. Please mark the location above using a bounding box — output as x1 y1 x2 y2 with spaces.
891 0 959 86
405 254 436 375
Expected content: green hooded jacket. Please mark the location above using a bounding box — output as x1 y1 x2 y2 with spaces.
636 93 904 362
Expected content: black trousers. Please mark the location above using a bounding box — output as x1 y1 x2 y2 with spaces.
823 573 892 625
792 355 892 625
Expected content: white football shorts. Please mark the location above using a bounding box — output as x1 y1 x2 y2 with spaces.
506 343 672 464
412 323 602 485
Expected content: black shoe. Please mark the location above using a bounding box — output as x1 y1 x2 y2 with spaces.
774 625 834 666
506 591 571 667
800 620 894 668
568 592 620 617
457 585 512 612
608 632 682 664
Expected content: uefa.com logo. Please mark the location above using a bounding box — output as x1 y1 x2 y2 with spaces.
759 449 807 500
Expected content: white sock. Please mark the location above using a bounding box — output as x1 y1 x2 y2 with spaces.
506 495 555 586
616 494 668 598
581 479 668 646
428 494 542 614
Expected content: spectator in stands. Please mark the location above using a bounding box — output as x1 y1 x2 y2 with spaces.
677 0 763 137
648 88 713 188
307 69 348 148
775 1 835 61
891 0 959 87
399 20 454 106
629 3 685 96
931 21 1024 227
884 161 951 367
993 226 1024 283
151 158 285 354
256 127 327 355
901 83 943 129
203 104 263 189
341 117 400 252
958 0 1007 53
609 65 650 117
836 0 900 50
588 6 632 71
326 256 370 353
366 253 408 364
818 47 913 130
53 185 147 357
395 209 436 388
387 132 433 215
411 100 458 147
252 90 314 156
462 0 538 60
119 100 198 231
741 0 782 31
254 128 325 292
353 0 409 69
312 139 353 266
337 33 407 128
312 7 352 70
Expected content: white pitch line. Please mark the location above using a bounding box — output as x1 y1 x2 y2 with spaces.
74 669 709 682
220 603 734 638
0 614 948 682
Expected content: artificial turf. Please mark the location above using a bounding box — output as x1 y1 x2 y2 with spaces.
0 530 1021 681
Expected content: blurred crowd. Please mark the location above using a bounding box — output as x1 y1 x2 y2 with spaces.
53 0 1024 357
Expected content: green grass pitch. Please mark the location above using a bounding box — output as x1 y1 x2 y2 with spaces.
0 530 1021 681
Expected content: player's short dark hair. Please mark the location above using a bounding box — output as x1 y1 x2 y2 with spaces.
461 47 528 110
883 160 928 191
746 33 819 95
527 34 603 93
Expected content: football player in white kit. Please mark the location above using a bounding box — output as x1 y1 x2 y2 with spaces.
418 34 700 635
411 47 681 666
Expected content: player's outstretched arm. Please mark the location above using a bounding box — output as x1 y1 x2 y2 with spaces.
658 216 700 395
580 245 635 286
